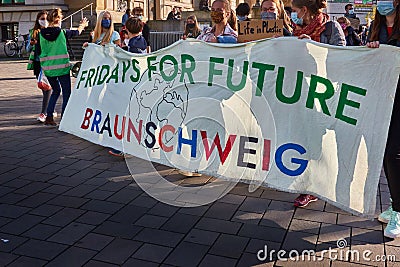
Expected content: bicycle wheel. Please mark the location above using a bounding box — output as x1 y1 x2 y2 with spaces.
4 41 17 57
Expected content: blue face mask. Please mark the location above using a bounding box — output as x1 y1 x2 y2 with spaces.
237 15 247 21
291 12 303 25
377 1 396 16
101 19 111 29
261 11 277 20
348 9 355 15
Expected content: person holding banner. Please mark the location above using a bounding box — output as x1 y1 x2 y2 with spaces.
36 8 88 126
83 11 120 47
183 15 202 39
27 10 51 123
197 0 238 43
366 0 400 239
291 0 345 207
260 0 293 36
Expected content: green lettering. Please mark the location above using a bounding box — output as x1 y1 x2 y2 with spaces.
335 83 367 125
122 61 131 83
97 65 110 85
84 68 96 88
208 57 224 86
306 75 335 116
251 62 275 96
77 70 87 89
227 59 248 92
160 55 178 82
106 64 119 84
276 68 303 104
180 54 196 84
130 59 140 82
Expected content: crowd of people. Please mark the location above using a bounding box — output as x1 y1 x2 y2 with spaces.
26 0 400 239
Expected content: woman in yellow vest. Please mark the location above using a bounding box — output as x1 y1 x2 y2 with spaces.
27 10 50 123
36 8 88 126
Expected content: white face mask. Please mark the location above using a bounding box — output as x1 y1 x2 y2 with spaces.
38 19 48 28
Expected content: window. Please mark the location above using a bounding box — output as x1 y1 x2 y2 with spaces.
0 0 25 4
0 23 18 41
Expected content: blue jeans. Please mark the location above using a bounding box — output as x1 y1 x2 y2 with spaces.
46 74 71 117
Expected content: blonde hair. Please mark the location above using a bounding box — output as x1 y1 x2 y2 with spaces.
93 11 114 44
261 0 292 33
47 8 62 24
337 16 350 27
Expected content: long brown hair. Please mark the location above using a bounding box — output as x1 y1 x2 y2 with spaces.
370 1 400 42
291 0 327 16
93 11 115 44
47 8 62 25
212 0 238 31
184 15 202 37
32 10 48 40
261 0 293 33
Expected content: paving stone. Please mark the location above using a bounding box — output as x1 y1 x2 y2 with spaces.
94 221 142 239
178 205 210 216
209 234 249 258
13 239 68 261
13 181 51 195
109 204 149 224
84 177 109 186
134 228 184 247
3 178 32 189
196 217 242 235
261 188 298 202
161 213 200 233
184 228 220 246
43 207 86 227
0 233 28 253
0 193 28 204
245 238 281 255
0 214 44 235
204 202 239 220
289 218 321 234
350 240 385 267
98 181 131 192
148 202 179 217
48 175 84 187
106 188 142 204
0 186 13 198
22 223 61 240
385 245 400 262
217 193 246 205
84 260 119 267
42 184 72 194
164 241 209 267
281 231 318 251
239 197 269 213
351 227 384 244
0 203 31 218
93 238 142 265
0 217 12 228
47 222 95 245
135 214 169 228
231 210 263 225
81 199 124 214
17 192 56 208
129 195 158 208
85 189 115 200
229 185 264 198
63 184 98 197
6 256 48 267
46 246 97 267
337 214 382 230
199 254 238 267
76 211 111 225
294 209 337 224
122 258 159 267
47 195 90 208
238 224 286 243
261 201 294 229
132 243 172 263
76 233 114 251
18 172 57 182
318 223 351 243
237 252 273 267
0 251 18 266
29 204 63 217
53 167 81 177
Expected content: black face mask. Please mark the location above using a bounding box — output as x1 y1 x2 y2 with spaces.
187 23 195 29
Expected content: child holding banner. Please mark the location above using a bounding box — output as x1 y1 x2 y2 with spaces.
197 0 238 43
366 0 400 239
290 0 345 207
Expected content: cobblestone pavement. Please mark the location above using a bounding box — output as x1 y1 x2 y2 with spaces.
0 59 399 267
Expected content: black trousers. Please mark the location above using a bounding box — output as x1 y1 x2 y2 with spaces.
383 79 400 212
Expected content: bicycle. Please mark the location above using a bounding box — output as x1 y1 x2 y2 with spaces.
4 34 29 57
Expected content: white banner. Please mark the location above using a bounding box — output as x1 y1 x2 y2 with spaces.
60 39 400 216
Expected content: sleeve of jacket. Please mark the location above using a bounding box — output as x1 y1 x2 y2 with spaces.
329 21 346 46
367 21 374 42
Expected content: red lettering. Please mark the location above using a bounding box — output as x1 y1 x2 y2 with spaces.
114 115 126 140
159 125 175 152
201 131 237 165
127 118 142 143
262 139 271 171
81 108 93 129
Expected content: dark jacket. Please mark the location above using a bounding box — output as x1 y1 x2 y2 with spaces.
345 26 361 46
36 27 79 56
320 21 346 46
367 21 400 47
128 35 147 53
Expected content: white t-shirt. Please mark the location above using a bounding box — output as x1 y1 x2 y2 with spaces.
95 31 120 45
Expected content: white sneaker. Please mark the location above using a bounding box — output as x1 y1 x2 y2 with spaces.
177 170 202 177
384 210 400 239
378 205 393 224
36 113 46 123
